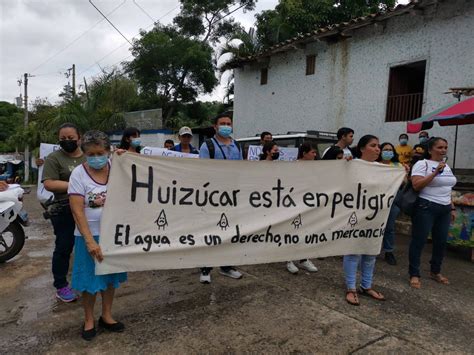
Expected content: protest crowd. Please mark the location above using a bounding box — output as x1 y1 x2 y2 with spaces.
33 112 457 341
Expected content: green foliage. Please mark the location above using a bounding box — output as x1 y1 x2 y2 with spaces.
255 0 396 47
174 0 256 43
167 101 228 128
125 25 218 123
0 102 23 152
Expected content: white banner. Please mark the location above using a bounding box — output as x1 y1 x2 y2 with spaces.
37 143 60 202
141 146 198 159
247 145 298 161
97 154 405 274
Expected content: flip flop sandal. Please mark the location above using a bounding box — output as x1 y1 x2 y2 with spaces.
358 287 386 301
410 277 421 289
430 273 450 285
346 290 360 306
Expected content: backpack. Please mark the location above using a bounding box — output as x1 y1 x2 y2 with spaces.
205 138 241 159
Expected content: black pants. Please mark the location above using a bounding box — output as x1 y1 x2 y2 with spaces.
201 266 232 274
50 207 76 289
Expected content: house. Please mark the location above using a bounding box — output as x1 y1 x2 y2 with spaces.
231 0 474 169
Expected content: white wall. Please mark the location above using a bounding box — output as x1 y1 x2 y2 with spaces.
234 1 474 169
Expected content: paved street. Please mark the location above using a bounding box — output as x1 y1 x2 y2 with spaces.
1 188 473 354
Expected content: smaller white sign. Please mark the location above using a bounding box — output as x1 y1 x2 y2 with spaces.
247 145 298 161
37 143 60 202
140 146 199 159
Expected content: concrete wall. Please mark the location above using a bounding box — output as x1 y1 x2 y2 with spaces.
234 1 474 168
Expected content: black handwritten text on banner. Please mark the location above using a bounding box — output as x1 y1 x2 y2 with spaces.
96 154 405 275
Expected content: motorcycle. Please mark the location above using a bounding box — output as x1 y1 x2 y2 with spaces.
0 185 29 263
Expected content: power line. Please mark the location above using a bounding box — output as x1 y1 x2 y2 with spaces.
133 0 155 23
79 3 247 80
89 0 133 46
29 0 126 73
77 4 179 77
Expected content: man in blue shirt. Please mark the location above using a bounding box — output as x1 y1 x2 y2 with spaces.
199 113 243 283
171 126 199 154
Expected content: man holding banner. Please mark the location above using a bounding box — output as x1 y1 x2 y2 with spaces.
198 113 244 283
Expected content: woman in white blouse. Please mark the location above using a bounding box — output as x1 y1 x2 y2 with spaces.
409 137 457 289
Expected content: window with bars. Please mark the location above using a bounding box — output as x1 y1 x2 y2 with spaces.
306 55 316 75
385 60 426 122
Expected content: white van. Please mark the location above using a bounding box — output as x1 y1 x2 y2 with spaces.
236 131 338 160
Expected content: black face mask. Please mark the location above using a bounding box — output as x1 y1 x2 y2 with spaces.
59 140 78 153
271 152 280 160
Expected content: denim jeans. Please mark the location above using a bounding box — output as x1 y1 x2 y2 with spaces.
343 254 377 290
50 206 76 289
382 203 401 252
409 198 451 277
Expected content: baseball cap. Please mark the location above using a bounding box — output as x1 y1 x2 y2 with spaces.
179 126 193 137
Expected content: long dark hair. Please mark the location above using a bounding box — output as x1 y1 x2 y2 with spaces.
424 137 447 159
58 122 81 138
378 142 399 163
259 141 277 160
119 127 141 152
298 142 316 159
356 134 379 158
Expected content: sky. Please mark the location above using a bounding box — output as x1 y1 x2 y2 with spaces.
0 0 409 107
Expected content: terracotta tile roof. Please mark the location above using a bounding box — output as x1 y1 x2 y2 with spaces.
231 0 432 67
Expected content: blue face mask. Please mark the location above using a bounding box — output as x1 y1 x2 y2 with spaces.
419 136 428 144
87 155 108 170
399 138 408 146
218 125 232 138
131 139 141 148
381 151 394 161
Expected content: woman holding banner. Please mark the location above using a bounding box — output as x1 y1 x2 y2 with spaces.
42 123 85 303
344 135 386 306
69 130 127 340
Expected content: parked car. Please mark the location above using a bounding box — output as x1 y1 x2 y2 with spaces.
236 131 338 159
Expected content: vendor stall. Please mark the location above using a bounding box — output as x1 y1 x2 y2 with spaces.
450 190 474 261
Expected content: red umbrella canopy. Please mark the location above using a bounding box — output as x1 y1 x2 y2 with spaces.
434 96 474 126
406 97 474 133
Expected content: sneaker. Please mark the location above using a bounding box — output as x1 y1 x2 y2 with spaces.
299 259 318 272
219 267 242 279
286 261 299 274
56 286 78 303
384 252 397 266
200 271 211 284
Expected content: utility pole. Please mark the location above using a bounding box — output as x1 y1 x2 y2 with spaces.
66 64 76 97
23 73 30 183
72 64 76 97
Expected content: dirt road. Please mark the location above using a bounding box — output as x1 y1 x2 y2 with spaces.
1 188 473 353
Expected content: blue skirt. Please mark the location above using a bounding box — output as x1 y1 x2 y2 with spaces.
72 235 127 294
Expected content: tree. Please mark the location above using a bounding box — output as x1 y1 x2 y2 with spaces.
0 102 23 152
255 0 396 47
125 25 217 124
174 0 256 44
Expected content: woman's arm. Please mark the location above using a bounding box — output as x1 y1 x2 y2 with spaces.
411 162 446 191
43 179 69 193
69 195 103 262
